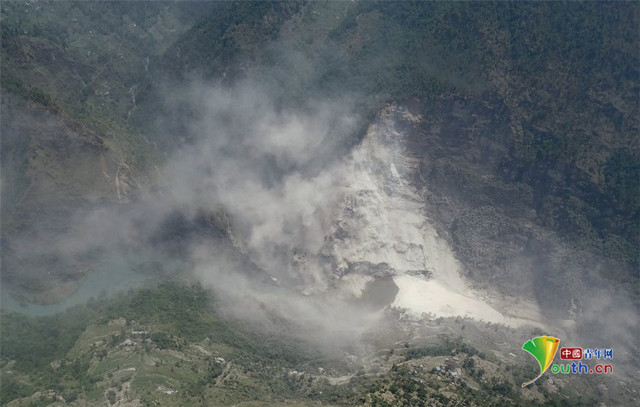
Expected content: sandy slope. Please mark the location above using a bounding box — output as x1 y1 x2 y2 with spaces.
327 105 544 328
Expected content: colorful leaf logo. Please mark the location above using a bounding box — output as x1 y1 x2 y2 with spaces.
521 335 560 387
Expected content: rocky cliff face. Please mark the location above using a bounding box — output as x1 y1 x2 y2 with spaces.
322 103 544 327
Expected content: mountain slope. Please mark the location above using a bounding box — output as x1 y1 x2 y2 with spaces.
1 2 638 406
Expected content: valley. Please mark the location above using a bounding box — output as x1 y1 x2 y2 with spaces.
1 1 638 406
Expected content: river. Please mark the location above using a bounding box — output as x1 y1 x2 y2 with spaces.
0 254 181 316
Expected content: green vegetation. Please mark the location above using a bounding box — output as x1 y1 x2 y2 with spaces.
1 307 95 372
161 1 303 79
1 1 212 170
0 2 213 303
404 336 487 362
357 342 594 407
1 282 601 406
100 282 219 341
1 282 338 405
